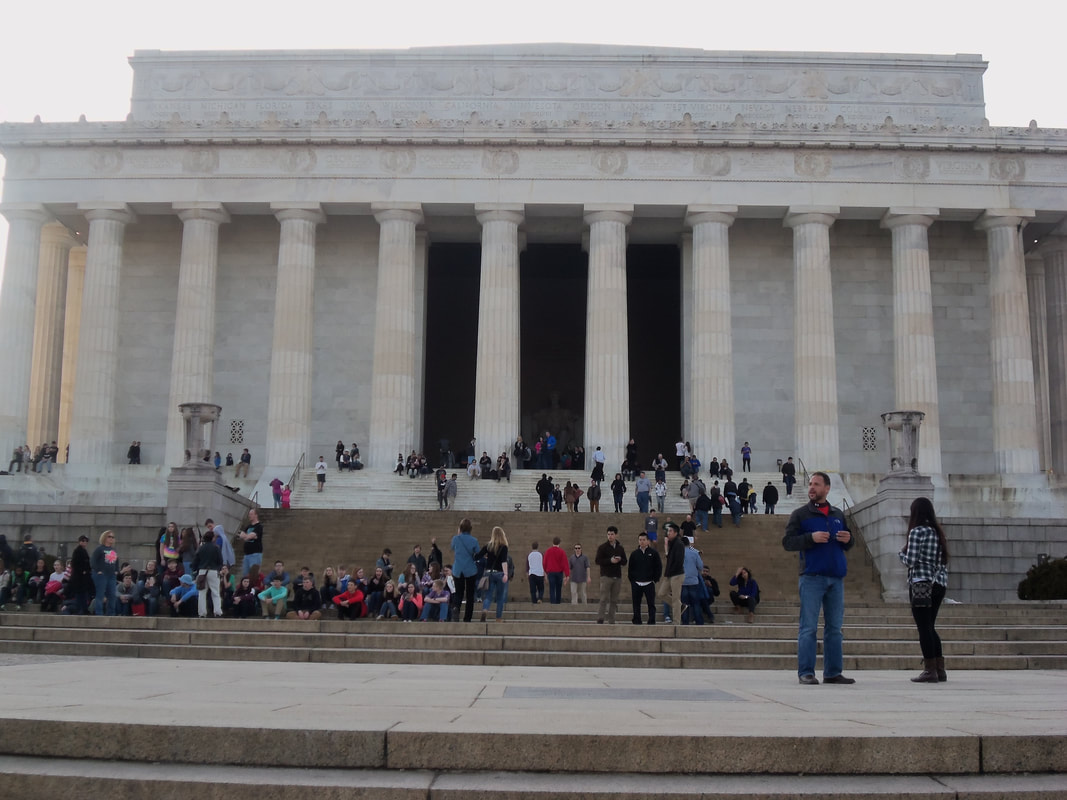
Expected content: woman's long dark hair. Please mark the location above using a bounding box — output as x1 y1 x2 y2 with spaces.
907 497 949 564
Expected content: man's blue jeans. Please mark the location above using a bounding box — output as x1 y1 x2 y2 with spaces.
694 509 708 531
712 505 722 527
636 492 650 513
241 553 263 577
681 584 704 625
797 574 845 678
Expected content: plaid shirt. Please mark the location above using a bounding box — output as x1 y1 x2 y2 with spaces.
898 525 948 586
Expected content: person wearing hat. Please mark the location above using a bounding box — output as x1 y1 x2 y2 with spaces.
70 535 93 615
169 574 198 617
258 575 288 620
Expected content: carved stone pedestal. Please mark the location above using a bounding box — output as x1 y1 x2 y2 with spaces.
167 403 254 533
850 410 935 601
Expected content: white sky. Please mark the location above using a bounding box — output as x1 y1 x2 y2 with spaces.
1 0 1063 271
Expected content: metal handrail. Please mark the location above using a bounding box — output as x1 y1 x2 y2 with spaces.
248 452 304 507
795 455 810 486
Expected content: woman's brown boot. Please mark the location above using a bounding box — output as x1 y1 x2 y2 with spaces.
935 657 947 682
911 658 939 683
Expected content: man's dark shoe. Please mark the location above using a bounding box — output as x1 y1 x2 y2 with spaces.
823 675 856 685
798 674 819 685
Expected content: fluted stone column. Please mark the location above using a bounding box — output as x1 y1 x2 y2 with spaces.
164 203 230 466
583 206 632 469
1025 253 1052 471
976 211 1040 474
679 231 693 433
27 222 77 448
474 205 523 461
367 203 423 469
785 207 840 472
58 246 86 460
882 210 943 475
1042 234 1067 474
264 203 325 468
0 204 50 459
685 206 737 461
69 204 136 464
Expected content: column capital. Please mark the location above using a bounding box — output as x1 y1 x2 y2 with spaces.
0 203 50 226
975 209 1036 231
584 205 633 226
685 205 737 228
270 202 325 225
78 203 137 225
784 207 839 229
881 208 939 230
371 202 423 225
174 202 231 225
475 204 524 226
39 221 79 249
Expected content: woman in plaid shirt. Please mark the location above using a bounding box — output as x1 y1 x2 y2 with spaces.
899 497 950 684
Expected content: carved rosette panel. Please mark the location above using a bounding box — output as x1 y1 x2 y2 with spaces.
282 148 317 173
794 152 832 178
991 157 1025 182
695 152 731 177
482 149 519 175
381 149 416 174
897 155 930 180
181 148 219 174
90 149 123 174
592 150 628 175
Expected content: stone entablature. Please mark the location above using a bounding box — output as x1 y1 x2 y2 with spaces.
124 47 991 129
0 146 1064 216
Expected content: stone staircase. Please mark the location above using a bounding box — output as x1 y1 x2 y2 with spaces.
283 466 814 516
1 602 1064 671
254 509 882 604
2 503 1065 799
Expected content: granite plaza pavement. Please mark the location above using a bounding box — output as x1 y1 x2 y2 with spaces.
0 653 1064 797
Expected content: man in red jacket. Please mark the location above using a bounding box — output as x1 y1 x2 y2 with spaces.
543 537 570 604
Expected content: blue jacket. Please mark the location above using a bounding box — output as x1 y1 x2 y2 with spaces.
782 501 853 577
450 531 480 578
682 547 704 586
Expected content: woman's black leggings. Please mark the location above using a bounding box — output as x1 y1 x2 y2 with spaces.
911 582 946 659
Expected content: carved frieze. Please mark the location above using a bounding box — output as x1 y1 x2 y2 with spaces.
126 48 989 130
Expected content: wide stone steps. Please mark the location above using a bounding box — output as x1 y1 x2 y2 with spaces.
255 509 886 604
2 758 1062 800
285 466 811 515
3 609 1064 670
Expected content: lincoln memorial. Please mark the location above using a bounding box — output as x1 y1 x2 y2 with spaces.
2 46 1066 493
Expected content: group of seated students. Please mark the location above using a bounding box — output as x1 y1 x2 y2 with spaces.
397 451 435 478
469 451 512 481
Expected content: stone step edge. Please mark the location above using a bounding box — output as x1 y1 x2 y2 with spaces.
1 756 1064 799
0 721 1063 774
2 640 1061 669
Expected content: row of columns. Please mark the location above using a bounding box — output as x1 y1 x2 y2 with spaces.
1 202 1064 474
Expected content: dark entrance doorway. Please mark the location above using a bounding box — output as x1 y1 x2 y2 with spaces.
422 243 479 464
626 244 682 465
520 244 588 455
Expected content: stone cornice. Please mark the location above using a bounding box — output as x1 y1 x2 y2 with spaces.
2 120 1066 155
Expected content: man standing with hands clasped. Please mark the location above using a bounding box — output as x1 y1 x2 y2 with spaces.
782 471 855 685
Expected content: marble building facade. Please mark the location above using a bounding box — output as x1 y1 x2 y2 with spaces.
1 46 1066 484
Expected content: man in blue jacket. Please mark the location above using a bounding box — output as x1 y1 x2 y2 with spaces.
782 471 855 686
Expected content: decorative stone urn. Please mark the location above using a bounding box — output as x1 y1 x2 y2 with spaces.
178 402 222 469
